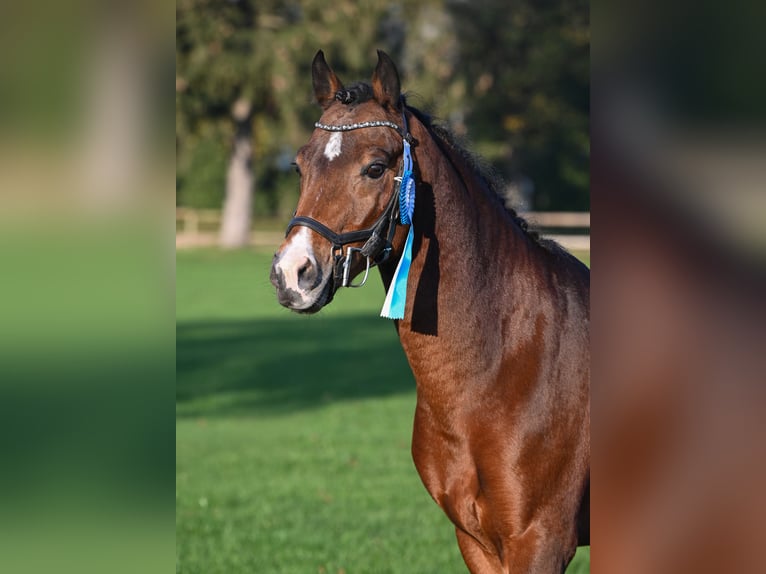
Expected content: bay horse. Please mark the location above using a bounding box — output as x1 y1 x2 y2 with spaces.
270 50 589 573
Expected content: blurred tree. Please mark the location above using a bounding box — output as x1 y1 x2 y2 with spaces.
176 0 256 247
176 0 589 241
446 0 589 210
220 98 253 247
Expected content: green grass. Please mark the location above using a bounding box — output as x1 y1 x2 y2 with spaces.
177 248 590 573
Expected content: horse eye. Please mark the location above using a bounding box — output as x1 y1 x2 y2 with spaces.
291 161 301 176
364 163 386 179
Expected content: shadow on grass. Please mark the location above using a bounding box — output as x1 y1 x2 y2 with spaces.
177 314 414 418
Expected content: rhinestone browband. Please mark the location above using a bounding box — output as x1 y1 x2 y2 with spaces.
314 120 404 137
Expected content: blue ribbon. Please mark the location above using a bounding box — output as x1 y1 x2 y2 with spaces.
380 140 415 320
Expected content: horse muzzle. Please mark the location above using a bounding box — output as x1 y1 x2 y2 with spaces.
270 233 335 313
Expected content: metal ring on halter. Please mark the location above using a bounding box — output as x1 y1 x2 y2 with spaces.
342 247 372 288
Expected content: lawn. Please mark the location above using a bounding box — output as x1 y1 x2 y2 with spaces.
177 247 590 573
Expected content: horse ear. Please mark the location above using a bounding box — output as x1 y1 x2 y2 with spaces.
312 50 344 109
371 50 401 110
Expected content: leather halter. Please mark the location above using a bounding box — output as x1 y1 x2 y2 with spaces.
285 106 414 292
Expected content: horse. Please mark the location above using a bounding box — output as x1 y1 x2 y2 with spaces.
270 50 590 574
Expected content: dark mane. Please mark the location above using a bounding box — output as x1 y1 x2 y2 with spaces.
334 83 557 251
404 102 560 251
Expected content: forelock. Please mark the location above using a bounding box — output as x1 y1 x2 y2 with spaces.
334 82 374 105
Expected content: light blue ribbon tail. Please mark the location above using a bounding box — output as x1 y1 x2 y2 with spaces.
380 139 415 320
380 225 414 319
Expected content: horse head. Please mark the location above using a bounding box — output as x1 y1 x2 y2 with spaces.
271 50 411 313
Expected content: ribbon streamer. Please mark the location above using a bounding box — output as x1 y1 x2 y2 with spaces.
380 140 415 319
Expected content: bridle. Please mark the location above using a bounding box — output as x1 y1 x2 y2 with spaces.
284 105 416 293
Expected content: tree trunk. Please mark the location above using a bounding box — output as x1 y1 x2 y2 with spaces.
220 99 254 249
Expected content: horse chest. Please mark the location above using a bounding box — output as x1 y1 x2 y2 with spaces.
404 337 511 493
411 407 484 525
410 392 518 540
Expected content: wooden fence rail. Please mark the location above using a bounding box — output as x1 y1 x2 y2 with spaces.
523 211 590 251
176 208 590 251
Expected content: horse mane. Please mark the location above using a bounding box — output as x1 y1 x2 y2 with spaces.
333 84 559 251
403 103 549 247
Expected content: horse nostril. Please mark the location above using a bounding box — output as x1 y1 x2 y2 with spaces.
297 257 318 290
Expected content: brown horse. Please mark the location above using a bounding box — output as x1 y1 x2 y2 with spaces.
271 50 589 573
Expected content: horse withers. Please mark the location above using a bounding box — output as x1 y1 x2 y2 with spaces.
271 50 589 574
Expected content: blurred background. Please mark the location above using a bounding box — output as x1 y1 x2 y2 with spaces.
175 0 590 249
593 0 766 572
0 2 174 574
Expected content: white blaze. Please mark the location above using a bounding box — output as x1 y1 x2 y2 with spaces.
278 227 313 292
274 227 332 310
324 132 343 161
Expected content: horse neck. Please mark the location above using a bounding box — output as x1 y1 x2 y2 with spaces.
380 114 548 403
408 114 537 291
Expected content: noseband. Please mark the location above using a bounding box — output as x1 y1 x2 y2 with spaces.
285 107 415 292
